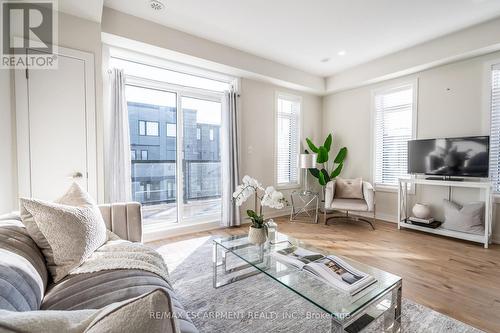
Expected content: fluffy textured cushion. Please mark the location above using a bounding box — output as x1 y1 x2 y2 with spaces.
0 219 48 311
86 289 177 333
41 270 197 333
0 289 177 333
442 200 485 235
19 183 107 283
334 178 364 199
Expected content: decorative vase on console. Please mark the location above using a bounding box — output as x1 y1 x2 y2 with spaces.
233 176 287 245
412 203 431 219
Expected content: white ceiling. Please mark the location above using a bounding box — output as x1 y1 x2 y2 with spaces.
100 1 500 76
59 0 103 22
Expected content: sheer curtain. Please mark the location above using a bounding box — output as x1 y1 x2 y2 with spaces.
221 89 241 227
108 68 132 202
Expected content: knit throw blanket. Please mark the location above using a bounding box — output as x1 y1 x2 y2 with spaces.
69 232 171 284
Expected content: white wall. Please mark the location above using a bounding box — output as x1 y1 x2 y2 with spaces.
239 78 323 217
0 70 17 213
323 51 500 241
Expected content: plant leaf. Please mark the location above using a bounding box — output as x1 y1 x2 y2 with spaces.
330 162 343 179
246 210 257 219
334 147 347 164
306 138 319 153
308 168 320 179
317 146 329 163
321 168 330 183
323 134 332 152
318 171 326 186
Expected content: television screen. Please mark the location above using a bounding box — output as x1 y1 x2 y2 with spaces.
408 136 489 178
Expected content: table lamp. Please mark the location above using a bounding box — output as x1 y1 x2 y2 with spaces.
299 153 317 194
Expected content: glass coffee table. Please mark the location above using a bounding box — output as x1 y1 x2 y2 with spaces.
213 233 402 333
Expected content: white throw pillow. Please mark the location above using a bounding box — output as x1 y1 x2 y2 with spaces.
442 199 484 235
20 183 108 282
335 178 364 199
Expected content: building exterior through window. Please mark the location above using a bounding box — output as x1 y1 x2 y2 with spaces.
128 101 221 207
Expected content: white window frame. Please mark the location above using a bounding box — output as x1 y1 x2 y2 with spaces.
371 79 418 192
485 59 500 195
275 91 302 189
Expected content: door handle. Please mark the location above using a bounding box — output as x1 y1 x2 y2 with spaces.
71 172 83 179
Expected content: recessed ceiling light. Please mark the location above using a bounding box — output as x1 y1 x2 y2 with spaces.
337 50 347 56
150 0 165 11
320 58 331 63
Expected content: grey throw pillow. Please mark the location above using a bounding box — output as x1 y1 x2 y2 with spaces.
442 199 484 235
19 183 108 282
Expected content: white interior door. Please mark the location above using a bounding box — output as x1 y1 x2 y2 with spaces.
15 46 96 201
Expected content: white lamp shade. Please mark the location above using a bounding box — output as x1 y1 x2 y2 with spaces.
299 153 317 169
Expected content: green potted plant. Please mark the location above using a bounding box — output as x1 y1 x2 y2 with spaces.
233 176 287 244
305 133 347 189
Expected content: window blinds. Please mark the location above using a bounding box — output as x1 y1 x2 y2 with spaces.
490 64 500 192
276 94 301 186
374 85 414 187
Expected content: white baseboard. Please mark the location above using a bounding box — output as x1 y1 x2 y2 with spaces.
492 235 500 245
144 208 500 246
347 211 397 223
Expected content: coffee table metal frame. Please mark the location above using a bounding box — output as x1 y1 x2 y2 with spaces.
212 236 402 333
213 241 269 288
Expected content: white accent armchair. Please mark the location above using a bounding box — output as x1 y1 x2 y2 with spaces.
324 180 376 229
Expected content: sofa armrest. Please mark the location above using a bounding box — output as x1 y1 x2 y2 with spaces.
324 180 336 209
98 202 142 243
362 182 375 212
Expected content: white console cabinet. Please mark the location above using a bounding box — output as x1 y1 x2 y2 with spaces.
398 178 492 248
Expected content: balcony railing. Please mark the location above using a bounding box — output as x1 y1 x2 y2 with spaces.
131 159 222 206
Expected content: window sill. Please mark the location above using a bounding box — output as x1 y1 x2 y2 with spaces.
276 183 302 191
374 185 398 193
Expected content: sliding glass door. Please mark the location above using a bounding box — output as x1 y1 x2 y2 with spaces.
125 82 223 227
126 85 178 225
181 96 222 222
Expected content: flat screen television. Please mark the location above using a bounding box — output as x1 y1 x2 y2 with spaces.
407 136 489 178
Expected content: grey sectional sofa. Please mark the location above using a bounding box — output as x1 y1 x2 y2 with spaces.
0 203 197 333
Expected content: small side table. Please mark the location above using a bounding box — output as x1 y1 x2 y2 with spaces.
290 190 319 224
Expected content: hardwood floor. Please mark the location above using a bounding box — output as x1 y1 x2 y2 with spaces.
148 217 500 333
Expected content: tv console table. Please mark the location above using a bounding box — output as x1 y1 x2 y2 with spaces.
398 178 492 248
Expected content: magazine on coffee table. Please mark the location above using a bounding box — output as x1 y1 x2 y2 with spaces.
272 246 376 295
